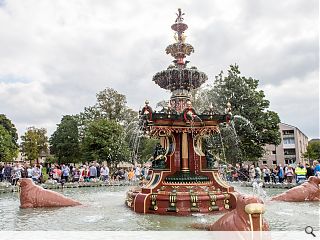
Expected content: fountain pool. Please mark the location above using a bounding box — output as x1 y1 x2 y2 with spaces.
0 184 318 231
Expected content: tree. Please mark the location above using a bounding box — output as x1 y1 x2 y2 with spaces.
304 141 320 161
0 114 19 161
77 87 136 125
50 115 80 164
0 125 19 162
197 64 281 163
81 119 130 165
137 137 160 163
21 127 48 163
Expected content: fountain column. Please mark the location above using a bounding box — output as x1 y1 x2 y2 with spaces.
181 132 189 172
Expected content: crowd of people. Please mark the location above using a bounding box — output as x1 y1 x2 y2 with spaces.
0 162 150 185
223 160 320 184
1 160 319 186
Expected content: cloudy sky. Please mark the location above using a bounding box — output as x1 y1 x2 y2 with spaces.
0 0 318 139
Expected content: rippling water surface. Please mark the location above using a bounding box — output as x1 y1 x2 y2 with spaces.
0 183 319 231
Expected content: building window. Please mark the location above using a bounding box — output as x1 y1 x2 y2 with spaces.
283 137 295 144
284 149 296 155
283 130 294 135
285 158 295 165
272 150 276 154
272 160 277 165
262 161 267 164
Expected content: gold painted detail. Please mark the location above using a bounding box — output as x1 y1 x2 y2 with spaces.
167 192 178 212
208 193 219 211
126 195 133 208
149 126 219 137
223 194 231 210
190 193 200 212
149 193 158 211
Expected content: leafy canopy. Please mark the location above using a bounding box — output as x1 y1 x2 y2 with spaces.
195 64 281 163
21 127 48 163
49 115 80 164
0 114 19 162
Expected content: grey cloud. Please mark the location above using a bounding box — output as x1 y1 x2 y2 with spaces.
0 0 318 139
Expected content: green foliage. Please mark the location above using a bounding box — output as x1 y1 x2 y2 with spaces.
304 141 320 160
81 119 130 165
21 127 48 163
0 125 19 162
45 155 58 164
0 114 19 147
0 114 19 162
197 64 281 163
138 137 160 163
76 88 137 127
49 115 80 164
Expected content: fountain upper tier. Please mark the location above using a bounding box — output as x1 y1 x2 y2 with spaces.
152 8 208 94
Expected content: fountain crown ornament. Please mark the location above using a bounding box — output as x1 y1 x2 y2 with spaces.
152 9 208 112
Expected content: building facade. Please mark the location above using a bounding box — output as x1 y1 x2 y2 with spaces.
259 123 308 167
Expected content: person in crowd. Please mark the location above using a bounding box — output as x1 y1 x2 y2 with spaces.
78 165 85 182
124 169 129 181
21 163 29 178
295 162 307 184
305 163 313 179
231 164 239 181
105 164 110 181
238 164 249 182
39 163 44 183
31 164 41 183
249 165 255 181
95 163 100 178
3 164 12 182
83 165 90 182
226 164 232 181
11 163 21 186
27 165 33 178
128 168 135 181
285 165 294 183
141 167 146 179
271 166 278 183
89 164 97 179
72 167 80 182
313 161 320 177
52 165 62 182
134 166 141 181
144 166 150 180
278 164 284 183
0 163 4 182
262 165 271 183
47 164 54 179
61 164 70 182
100 165 108 182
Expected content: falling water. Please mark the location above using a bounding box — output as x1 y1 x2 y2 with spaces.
125 117 146 164
252 180 267 199
233 115 256 132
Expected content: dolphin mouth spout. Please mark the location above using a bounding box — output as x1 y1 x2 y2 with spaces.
245 203 265 215
244 203 266 231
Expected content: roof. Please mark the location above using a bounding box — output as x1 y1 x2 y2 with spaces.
280 122 308 139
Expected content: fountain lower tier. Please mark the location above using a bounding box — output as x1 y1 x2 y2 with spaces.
125 170 237 215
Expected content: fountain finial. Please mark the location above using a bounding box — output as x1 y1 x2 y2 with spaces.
175 8 185 23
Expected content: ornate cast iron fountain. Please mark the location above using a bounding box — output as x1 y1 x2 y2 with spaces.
126 9 236 215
